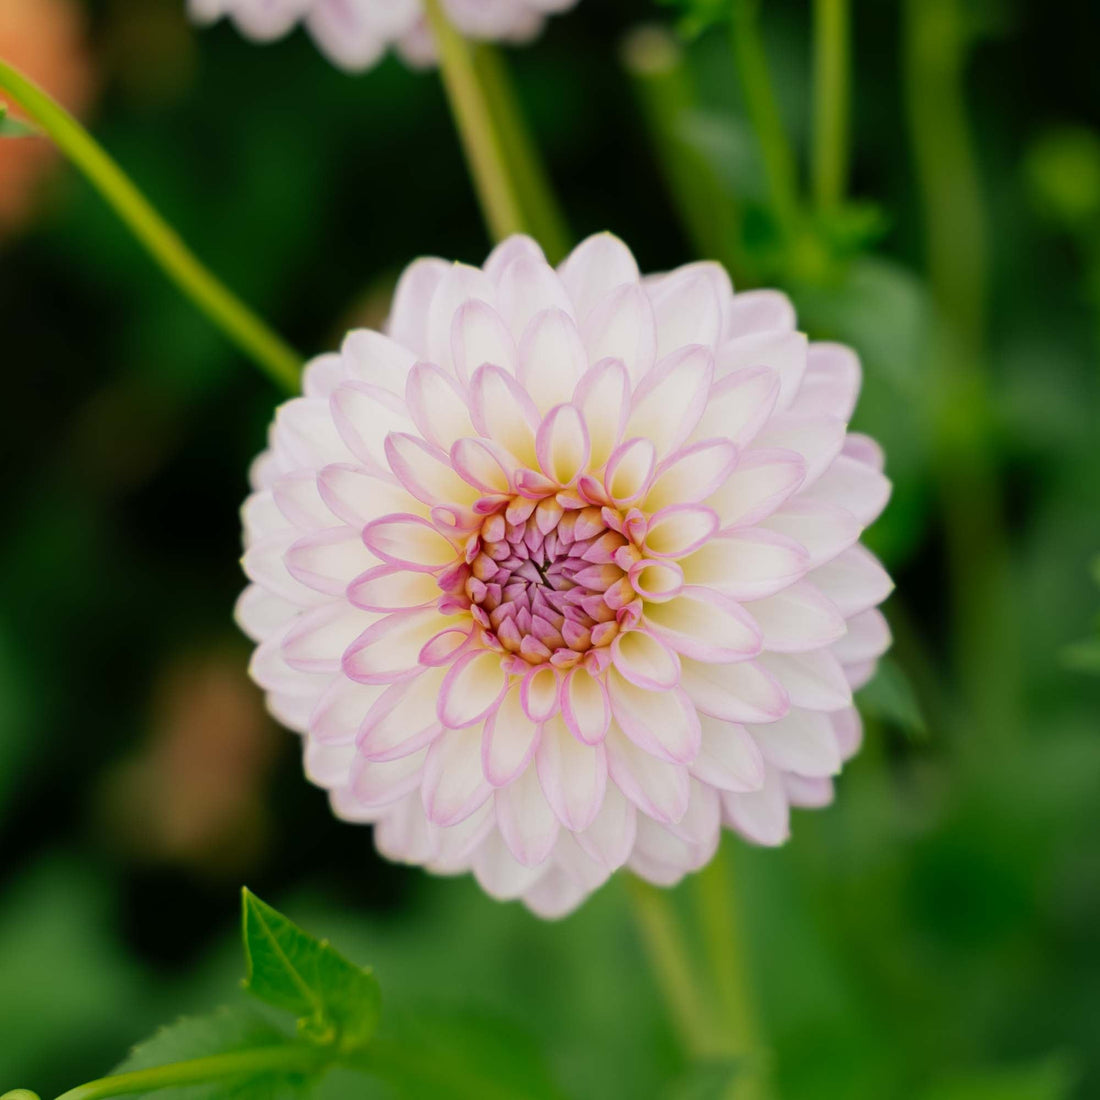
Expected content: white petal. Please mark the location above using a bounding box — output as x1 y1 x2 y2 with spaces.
804 454 892 527
450 299 516 382
387 257 449 357
359 667 448 761
285 527 376 596
343 330 417 396
751 415 846 488
707 450 806 529
422 726 493 826
558 232 640 319
644 588 762 662
626 345 715 456
748 707 841 777
716 330 807 408
582 284 657 383
283 602 377 673
573 783 636 868
648 263 727 358
645 440 739 512
743 581 847 652
496 763 560 867
762 500 861 569
788 342 861 420
536 714 608 831
427 262 497 375
495 254 574 338
692 716 766 792
607 671 700 763
404 363 476 449
758 649 852 712
482 684 540 786
574 357 631 468
809 545 894 616
680 531 809 602
438 650 508 728
831 607 892 664
518 308 588 414
679 658 790 724
605 725 690 824
691 367 779 446
721 765 790 846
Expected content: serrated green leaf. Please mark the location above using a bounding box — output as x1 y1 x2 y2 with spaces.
111 1006 308 1100
241 889 381 1052
0 104 38 138
857 656 928 741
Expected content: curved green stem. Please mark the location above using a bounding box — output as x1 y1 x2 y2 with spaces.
812 0 850 212
47 1046 326 1100
471 44 571 263
0 59 302 393
422 0 527 244
730 0 801 237
626 876 719 1059
694 843 772 1100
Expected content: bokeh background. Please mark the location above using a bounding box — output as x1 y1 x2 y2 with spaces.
2 0 1099 1097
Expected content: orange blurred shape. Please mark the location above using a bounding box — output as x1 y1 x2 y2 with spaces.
102 645 281 875
0 0 97 234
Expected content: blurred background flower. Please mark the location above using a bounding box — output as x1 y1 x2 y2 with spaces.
0 0 96 235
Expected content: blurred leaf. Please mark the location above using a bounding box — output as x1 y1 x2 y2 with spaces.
1025 127 1100 230
920 1056 1078 1100
857 657 928 741
0 104 38 138
814 202 892 261
359 1005 569 1100
1062 638 1100 674
655 0 733 38
241 889 381 1052
664 1058 741 1100
111 1007 308 1100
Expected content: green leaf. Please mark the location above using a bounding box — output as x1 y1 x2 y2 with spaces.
111 1006 308 1100
1063 637 1100 674
0 104 37 138
241 888 381 1052
857 656 928 741
655 0 733 38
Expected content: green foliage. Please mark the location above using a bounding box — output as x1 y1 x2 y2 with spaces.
241 889 380 1052
111 1008 310 1100
360 1006 569 1100
856 656 928 741
919 1056 1078 1100
664 1059 741 1100
656 0 734 39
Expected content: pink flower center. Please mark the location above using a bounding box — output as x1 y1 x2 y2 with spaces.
437 495 647 670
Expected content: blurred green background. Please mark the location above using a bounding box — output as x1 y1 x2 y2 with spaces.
1 0 1099 1097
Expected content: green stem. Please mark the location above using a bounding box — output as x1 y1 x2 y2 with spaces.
903 0 1020 742
694 842 772 1100
422 0 527 244
730 0 801 237
626 876 719 1059
811 0 850 213
621 26 751 285
471 44 571 263
41 1046 326 1100
0 59 302 393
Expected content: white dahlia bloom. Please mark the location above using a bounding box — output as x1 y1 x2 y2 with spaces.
238 233 894 917
188 0 578 71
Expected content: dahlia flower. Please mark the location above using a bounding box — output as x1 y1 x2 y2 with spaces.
188 0 578 72
238 232 893 917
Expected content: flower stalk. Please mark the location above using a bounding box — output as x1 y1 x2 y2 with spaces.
422 0 529 244
729 0 801 238
0 59 302 393
812 0 850 212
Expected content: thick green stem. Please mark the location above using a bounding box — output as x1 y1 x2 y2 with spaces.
621 26 750 285
694 843 772 1100
626 876 720 1059
0 59 302 393
471 44 571 263
812 0 850 212
730 0 801 238
37 1046 325 1100
422 0 527 244
903 0 1019 740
